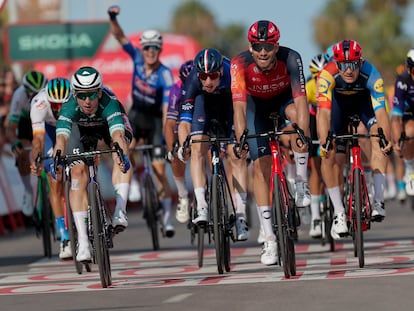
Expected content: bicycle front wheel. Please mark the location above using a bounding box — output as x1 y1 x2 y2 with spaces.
211 175 225 274
39 175 52 258
273 175 289 278
354 168 364 268
143 175 160 251
65 180 82 274
89 182 112 288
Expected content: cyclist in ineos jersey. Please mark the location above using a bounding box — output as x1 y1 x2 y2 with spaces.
317 40 392 239
30 78 72 259
231 20 311 265
108 5 176 237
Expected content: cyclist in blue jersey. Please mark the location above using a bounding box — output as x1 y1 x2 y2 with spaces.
108 5 176 237
178 48 249 241
164 60 193 224
317 40 392 239
391 50 414 196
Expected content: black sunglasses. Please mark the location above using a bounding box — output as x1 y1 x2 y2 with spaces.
251 43 276 52
76 91 99 100
197 72 220 81
337 61 360 72
143 45 161 51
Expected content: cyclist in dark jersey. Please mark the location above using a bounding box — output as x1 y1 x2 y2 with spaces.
317 40 392 239
108 5 176 237
178 48 249 241
54 66 132 262
164 60 193 224
391 49 414 196
231 20 310 265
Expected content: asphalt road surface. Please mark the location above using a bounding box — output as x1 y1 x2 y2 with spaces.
0 197 413 311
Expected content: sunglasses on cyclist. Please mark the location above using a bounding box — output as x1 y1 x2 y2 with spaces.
143 45 161 52
76 91 99 100
251 42 276 52
337 61 360 72
197 72 220 81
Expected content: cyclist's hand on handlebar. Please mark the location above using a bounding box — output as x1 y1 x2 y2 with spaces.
380 141 393 156
117 154 130 173
107 5 120 20
177 146 190 163
233 142 248 159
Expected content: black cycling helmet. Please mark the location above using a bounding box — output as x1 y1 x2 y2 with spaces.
179 60 194 83
194 48 223 73
23 70 47 94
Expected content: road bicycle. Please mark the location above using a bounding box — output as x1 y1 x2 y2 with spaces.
184 124 237 274
319 193 335 252
239 112 304 278
398 131 414 210
34 153 56 258
325 115 390 268
55 141 126 288
132 144 165 251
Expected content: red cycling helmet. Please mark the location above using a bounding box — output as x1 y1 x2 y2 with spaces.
333 40 362 62
247 20 280 44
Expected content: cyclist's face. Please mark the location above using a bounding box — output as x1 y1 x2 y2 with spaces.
75 89 101 115
198 71 221 93
337 61 360 83
142 44 161 66
250 42 278 71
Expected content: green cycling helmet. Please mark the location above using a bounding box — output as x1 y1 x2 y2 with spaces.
23 70 47 94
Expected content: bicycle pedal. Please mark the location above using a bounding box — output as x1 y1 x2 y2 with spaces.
371 215 384 223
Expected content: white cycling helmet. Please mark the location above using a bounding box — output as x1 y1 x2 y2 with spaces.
71 66 103 91
140 29 163 48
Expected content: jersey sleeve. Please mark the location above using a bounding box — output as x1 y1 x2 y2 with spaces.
30 94 48 136
391 76 406 117
179 69 200 124
160 67 174 108
285 49 307 98
104 99 126 136
363 62 386 112
56 98 76 138
230 56 247 103
316 68 335 110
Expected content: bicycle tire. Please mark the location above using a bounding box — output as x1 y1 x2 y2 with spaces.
197 223 205 268
39 175 52 258
211 174 224 274
89 182 111 288
273 175 289 278
222 179 231 273
143 175 160 251
324 196 335 252
354 168 364 268
287 203 297 276
64 180 82 274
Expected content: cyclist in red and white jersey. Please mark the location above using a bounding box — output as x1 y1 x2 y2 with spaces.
30 78 72 259
231 20 310 265
317 40 392 239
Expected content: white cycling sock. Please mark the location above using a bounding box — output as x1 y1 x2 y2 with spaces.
114 183 129 212
258 205 275 241
194 187 207 209
233 192 247 217
293 152 309 182
174 177 188 198
73 211 88 245
310 194 322 221
327 186 345 215
373 173 385 202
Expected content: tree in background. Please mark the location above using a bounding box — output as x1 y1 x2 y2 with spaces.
170 0 246 57
313 0 413 85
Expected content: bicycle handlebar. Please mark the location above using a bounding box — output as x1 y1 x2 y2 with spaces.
324 128 392 155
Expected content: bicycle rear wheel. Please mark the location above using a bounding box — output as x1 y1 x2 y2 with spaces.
273 175 289 278
64 180 82 274
197 223 205 268
39 175 52 258
211 174 224 274
143 175 160 251
89 182 112 288
287 203 297 276
354 168 364 268
323 196 335 252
